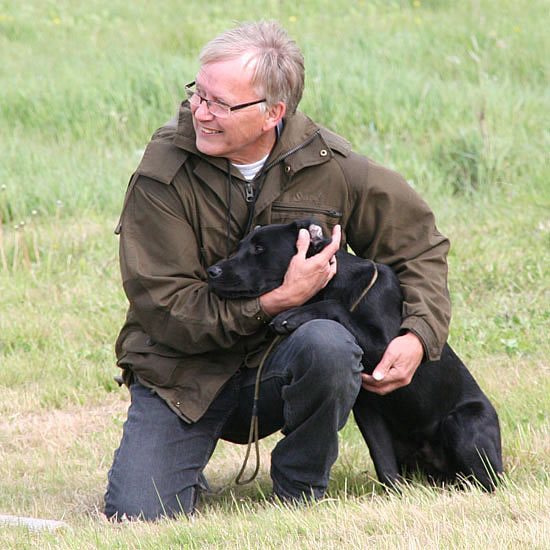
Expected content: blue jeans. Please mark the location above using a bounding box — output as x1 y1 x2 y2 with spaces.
104 320 363 520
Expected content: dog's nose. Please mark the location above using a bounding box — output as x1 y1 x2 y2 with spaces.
207 265 223 279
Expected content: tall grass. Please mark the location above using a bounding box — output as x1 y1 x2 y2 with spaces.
1 0 549 547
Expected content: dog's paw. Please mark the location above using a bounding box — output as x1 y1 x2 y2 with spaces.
270 313 301 334
269 318 292 334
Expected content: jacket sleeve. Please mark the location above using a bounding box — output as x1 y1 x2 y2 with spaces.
118 175 271 355
342 154 451 361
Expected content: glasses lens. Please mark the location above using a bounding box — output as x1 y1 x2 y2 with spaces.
207 102 229 118
186 88 198 104
186 87 230 118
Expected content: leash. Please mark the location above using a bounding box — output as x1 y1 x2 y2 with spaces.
350 260 378 312
202 335 282 496
234 334 281 485
233 260 379 486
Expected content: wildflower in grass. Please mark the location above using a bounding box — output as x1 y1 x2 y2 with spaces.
415 17 422 24
0 14 7 20
513 25 521 33
413 1 421 7
289 16 297 23
53 17 61 24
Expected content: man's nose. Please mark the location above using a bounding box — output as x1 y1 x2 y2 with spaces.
194 98 214 120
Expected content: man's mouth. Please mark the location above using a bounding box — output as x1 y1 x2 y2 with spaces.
200 127 222 135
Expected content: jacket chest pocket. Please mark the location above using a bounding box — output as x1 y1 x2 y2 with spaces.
270 202 342 226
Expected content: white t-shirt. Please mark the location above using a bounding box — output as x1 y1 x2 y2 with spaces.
232 154 269 181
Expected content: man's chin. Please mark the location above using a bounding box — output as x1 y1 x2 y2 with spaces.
195 137 224 157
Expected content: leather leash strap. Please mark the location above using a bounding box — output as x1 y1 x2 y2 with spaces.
350 260 378 313
235 334 282 485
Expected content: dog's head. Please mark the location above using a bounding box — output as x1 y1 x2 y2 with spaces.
207 218 332 299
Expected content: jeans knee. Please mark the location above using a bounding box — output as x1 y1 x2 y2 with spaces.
104 480 197 521
290 320 363 392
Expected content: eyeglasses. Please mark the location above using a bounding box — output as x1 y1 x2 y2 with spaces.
184 81 266 119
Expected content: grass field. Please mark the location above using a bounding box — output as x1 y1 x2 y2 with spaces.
1 0 549 548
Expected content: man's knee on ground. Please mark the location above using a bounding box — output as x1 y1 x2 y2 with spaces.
104 480 198 521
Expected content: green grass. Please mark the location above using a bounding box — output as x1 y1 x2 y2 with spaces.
1 0 549 547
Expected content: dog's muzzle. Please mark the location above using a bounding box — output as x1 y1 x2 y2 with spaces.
207 265 223 279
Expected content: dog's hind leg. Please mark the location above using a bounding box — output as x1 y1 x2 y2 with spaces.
442 400 503 491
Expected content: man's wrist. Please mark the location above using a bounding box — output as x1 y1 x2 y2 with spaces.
260 283 306 317
260 287 288 317
400 330 425 362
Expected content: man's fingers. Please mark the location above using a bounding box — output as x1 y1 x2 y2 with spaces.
325 224 341 256
313 224 341 264
296 224 341 264
295 228 311 257
362 334 424 395
372 351 393 381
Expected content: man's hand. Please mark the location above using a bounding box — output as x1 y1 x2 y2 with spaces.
260 224 341 317
361 332 424 395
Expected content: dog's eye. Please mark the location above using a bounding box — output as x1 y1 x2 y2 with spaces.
253 244 265 254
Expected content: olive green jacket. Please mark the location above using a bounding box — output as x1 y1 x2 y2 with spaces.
115 102 451 422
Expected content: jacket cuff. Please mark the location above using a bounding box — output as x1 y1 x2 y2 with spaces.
240 297 272 326
400 316 442 362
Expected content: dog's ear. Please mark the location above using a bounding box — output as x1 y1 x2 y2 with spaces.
290 219 331 256
307 223 332 256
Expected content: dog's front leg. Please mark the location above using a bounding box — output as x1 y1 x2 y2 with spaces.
270 300 358 336
353 390 403 490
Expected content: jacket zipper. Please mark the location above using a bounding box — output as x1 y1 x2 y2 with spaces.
244 182 255 202
229 129 326 236
232 129 323 206
271 202 342 218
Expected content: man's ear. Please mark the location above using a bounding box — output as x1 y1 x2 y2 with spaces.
262 101 286 132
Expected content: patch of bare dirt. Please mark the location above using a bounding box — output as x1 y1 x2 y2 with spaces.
0 394 129 452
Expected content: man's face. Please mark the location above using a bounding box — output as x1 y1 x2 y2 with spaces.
191 55 279 165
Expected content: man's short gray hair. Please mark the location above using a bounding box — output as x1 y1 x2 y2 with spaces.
199 20 305 117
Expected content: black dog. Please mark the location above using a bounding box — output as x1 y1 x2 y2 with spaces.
207 219 503 491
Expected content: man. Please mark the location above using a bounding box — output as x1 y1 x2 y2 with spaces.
104 20 450 520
